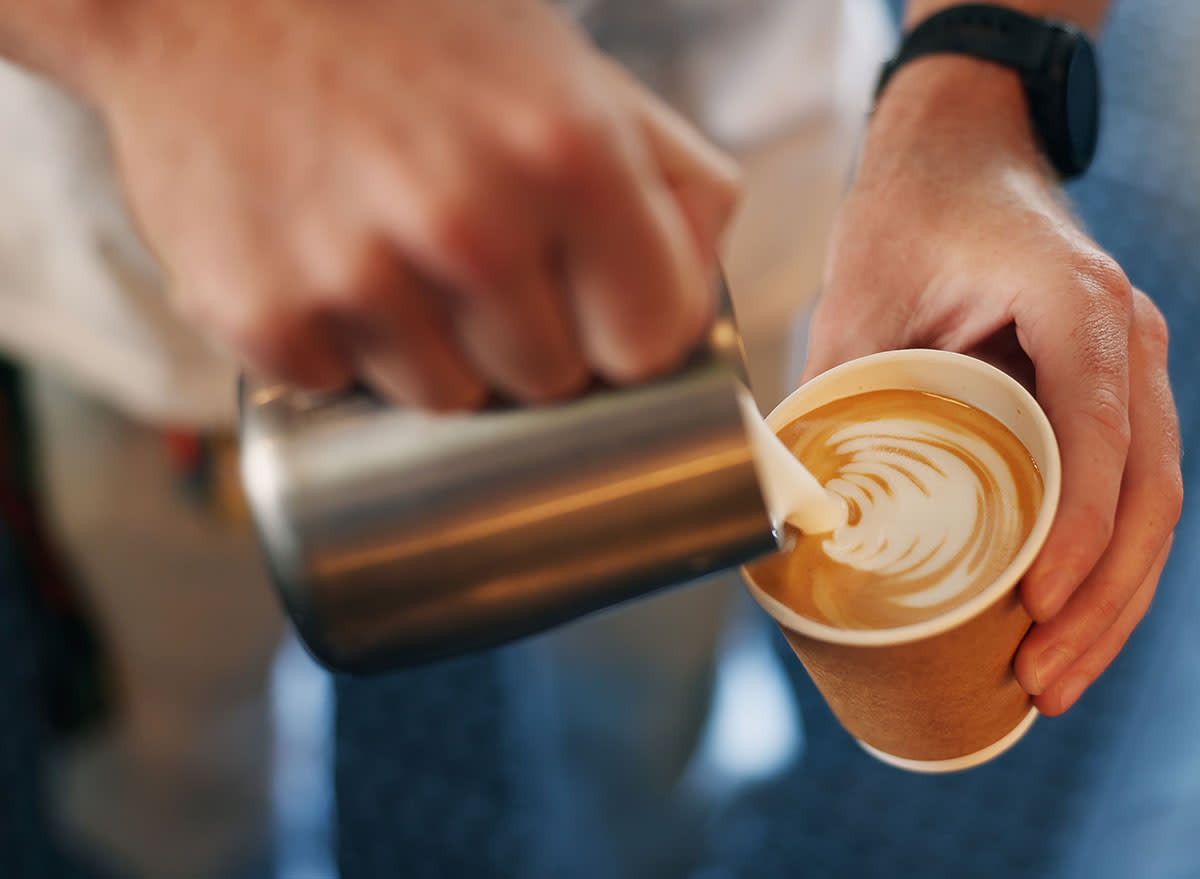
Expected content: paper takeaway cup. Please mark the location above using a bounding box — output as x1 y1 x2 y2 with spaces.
742 349 1061 773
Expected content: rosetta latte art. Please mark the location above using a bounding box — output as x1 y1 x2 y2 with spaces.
761 390 1043 630
823 418 1025 609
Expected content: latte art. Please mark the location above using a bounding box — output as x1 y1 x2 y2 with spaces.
760 390 1043 629
822 416 1027 608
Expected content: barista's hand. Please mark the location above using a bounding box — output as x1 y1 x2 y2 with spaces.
804 58 1182 716
75 0 737 408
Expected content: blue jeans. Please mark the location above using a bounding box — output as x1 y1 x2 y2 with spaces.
0 530 69 877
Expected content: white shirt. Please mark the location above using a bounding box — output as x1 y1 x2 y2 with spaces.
0 0 891 426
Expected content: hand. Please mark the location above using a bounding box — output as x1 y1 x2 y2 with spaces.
804 57 1182 715
79 0 738 409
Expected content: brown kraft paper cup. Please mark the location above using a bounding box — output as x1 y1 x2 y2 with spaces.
742 349 1061 773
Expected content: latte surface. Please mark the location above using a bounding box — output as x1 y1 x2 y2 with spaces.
756 389 1043 629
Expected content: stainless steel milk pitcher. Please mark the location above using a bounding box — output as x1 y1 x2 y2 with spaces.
238 282 776 673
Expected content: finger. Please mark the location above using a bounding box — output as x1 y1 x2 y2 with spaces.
450 254 590 404
1015 260 1134 621
556 104 716 384
337 266 487 411
1032 535 1171 716
368 73 716 388
167 208 356 392
1014 291 1181 694
184 284 354 393
363 131 592 403
596 56 742 268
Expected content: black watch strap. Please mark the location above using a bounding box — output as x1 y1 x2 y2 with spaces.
874 4 1100 179
876 5 1060 100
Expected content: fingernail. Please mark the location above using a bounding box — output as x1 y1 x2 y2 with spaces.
1030 644 1075 695
1058 673 1091 710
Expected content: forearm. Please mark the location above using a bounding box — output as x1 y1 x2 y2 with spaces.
903 1 1110 33
879 0 1112 178
0 0 123 100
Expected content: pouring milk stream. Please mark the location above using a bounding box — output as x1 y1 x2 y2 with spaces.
737 390 847 536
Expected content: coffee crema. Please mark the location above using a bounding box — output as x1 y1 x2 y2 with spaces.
752 389 1043 630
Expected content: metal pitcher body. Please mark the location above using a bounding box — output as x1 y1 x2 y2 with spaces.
239 294 775 673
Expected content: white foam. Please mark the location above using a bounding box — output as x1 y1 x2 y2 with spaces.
819 418 1023 607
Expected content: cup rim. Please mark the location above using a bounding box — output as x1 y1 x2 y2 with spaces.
743 349 1062 647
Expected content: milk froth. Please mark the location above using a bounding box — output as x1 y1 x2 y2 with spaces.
762 390 1043 629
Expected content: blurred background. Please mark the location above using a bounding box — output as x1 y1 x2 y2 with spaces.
1 0 1199 876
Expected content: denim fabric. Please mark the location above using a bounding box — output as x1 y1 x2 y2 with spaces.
0 530 67 877
336 639 614 879
1052 2 1200 874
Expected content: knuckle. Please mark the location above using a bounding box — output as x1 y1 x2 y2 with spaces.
1080 384 1132 458
1087 595 1126 632
1136 292 1171 357
317 241 402 312
322 266 400 315
1126 474 1185 545
516 101 619 191
1066 305 1128 383
1128 451 1186 532
424 196 517 290
1074 251 1133 314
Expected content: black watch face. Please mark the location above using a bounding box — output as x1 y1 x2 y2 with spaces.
1065 38 1100 172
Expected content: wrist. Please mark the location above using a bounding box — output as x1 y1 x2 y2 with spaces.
865 54 1048 181
872 2 1105 182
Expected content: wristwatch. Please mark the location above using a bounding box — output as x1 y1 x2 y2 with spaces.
874 4 1100 180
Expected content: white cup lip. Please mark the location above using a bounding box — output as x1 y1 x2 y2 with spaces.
744 349 1062 647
